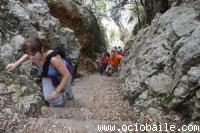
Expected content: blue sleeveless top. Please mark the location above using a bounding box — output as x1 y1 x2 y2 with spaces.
35 59 68 77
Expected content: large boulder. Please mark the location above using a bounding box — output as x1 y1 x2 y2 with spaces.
120 1 200 124
46 0 106 53
0 71 43 115
0 0 80 76
45 0 108 74
0 71 43 132
0 0 80 123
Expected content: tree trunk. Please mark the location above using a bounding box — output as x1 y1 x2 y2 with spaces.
143 0 170 26
144 0 153 25
134 0 142 28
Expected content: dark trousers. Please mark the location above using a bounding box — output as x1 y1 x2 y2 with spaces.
100 65 107 74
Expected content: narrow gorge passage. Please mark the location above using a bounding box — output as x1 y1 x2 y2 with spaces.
21 74 133 132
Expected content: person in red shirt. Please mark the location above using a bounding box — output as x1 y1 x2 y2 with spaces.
117 46 125 56
106 50 122 76
99 52 110 75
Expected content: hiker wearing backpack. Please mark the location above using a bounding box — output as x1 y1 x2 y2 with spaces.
106 49 122 76
99 52 110 75
6 37 73 107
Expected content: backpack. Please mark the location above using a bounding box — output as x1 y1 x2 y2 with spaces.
41 48 72 87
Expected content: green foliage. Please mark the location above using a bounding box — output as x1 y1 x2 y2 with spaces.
123 33 133 44
43 0 57 5
19 0 30 4
95 2 107 17
95 1 106 11
129 3 144 17
107 28 120 44
15 87 23 97
129 0 145 29
161 92 174 108
108 30 115 41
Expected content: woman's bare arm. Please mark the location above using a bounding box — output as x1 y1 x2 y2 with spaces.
15 54 30 66
6 54 30 72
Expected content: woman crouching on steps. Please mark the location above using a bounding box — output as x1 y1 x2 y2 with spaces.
6 37 73 107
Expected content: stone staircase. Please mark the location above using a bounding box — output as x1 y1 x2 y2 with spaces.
20 75 132 133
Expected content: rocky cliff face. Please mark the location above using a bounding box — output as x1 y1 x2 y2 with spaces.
0 71 43 131
120 0 200 124
0 0 81 127
0 0 106 115
0 0 107 130
0 0 80 123
45 0 108 74
0 0 80 75
47 0 106 53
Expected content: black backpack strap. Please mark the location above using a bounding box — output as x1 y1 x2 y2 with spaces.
54 47 65 59
42 51 57 77
54 48 72 66
41 48 71 77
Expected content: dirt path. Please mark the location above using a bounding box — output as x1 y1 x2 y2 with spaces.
21 74 133 133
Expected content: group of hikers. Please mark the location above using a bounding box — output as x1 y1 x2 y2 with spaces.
98 46 125 76
5 37 125 108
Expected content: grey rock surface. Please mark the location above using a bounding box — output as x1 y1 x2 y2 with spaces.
120 0 200 124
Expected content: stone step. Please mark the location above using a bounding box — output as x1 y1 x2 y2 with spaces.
41 106 128 121
72 90 120 97
73 90 120 98
64 96 125 109
21 118 132 133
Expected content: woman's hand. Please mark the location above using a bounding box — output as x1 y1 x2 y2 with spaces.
5 54 30 72
47 90 59 100
5 63 17 72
